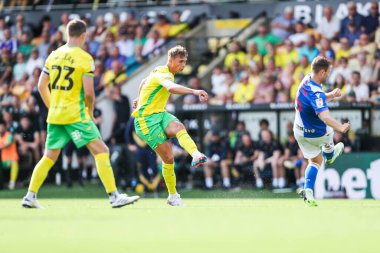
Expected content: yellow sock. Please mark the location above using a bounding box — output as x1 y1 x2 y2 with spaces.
29 156 54 193
176 129 198 156
162 162 176 194
10 161 19 183
95 153 117 193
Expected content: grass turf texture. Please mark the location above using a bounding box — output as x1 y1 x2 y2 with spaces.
0 185 379 253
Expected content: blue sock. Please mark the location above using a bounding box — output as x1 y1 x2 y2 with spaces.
322 150 334 160
304 164 319 190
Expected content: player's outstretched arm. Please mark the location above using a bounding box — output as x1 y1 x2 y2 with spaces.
162 80 208 102
318 110 350 133
37 72 51 108
83 75 96 121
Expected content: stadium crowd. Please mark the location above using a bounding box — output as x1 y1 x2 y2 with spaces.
0 1 375 193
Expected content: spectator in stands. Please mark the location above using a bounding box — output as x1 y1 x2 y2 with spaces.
12 52 27 83
37 29 50 60
96 44 108 63
248 25 281 56
124 11 140 34
276 40 298 69
288 21 309 48
349 33 376 67
335 37 351 61
15 114 40 164
299 36 319 64
353 53 373 84
86 30 100 57
203 130 230 189
116 28 134 58
105 46 126 70
278 132 304 188
25 48 44 77
169 10 188 37
233 71 255 104
246 41 261 68
0 120 19 190
142 30 165 58
224 41 246 70
319 38 335 62
230 59 244 81
253 129 282 188
57 12 70 42
107 14 120 40
363 1 379 39
210 67 227 104
93 16 108 42
348 71 369 102
317 5 340 41
1 29 18 55
0 16 7 42
279 61 296 93
134 25 147 47
18 32 34 59
104 32 117 53
330 74 349 100
39 15 56 37
342 21 362 47
233 132 258 180
340 1 364 39
229 121 249 153
0 84 14 111
125 44 146 75
0 48 13 84
11 14 32 41
140 15 152 37
271 7 296 40
101 60 127 88
151 14 171 39
253 72 275 104
334 130 353 153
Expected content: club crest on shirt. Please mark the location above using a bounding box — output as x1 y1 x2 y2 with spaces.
316 98 324 108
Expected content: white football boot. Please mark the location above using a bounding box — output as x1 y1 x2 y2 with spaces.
167 193 184 206
110 194 140 208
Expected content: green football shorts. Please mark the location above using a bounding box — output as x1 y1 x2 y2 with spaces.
46 120 101 150
134 112 179 150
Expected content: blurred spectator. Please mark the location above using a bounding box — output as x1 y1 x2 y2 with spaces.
211 67 227 102
142 30 165 58
150 14 171 39
233 71 255 104
124 11 140 33
253 72 274 104
101 60 127 88
0 16 7 42
1 110 19 133
203 130 230 189
253 129 282 188
125 44 146 75
37 29 51 60
353 53 373 84
39 15 56 37
342 21 362 46
349 33 376 67
317 5 340 40
334 130 353 153
15 114 40 164
25 48 43 77
96 44 108 63
86 31 100 57
140 15 152 37
246 41 261 68
104 32 116 53
339 2 365 38
248 25 281 56
12 52 27 83
330 74 349 100
0 29 18 55
319 38 335 62
363 1 379 39
276 40 298 69
107 14 120 40
288 21 309 48
0 120 19 190
11 14 32 41
134 25 147 47
299 36 319 63
105 46 126 69
0 49 13 83
169 10 189 37
116 28 134 58
94 60 105 96
93 16 108 42
229 121 249 152
18 32 34 59
233 132 259 178
335 37 351 61
271 7 296 40
279 61 296 92
347 71 369 102
224 41 246 70
57 12 70 42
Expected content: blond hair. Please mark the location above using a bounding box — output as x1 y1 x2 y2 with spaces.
168 45 188 59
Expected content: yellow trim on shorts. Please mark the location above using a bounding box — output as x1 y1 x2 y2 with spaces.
137 117 149 134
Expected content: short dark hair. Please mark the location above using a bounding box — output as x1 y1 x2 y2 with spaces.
168 45 188 59
352 70 361 77
260 118 269 127
311 56 330 74
67 19 86 38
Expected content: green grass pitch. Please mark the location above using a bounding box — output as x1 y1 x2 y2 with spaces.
0 186 379 253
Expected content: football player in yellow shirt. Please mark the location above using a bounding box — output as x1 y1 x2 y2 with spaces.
22 19 139 208
132 45 208 206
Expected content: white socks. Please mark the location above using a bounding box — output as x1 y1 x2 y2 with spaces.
109 191 120 202
256 178 263 188
192 150 202 158
205 177 213 188
169 193 179 200
223 177 231 188
26 191 37 200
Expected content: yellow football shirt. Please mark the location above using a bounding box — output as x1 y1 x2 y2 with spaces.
43 45 94 124
132 65 174 117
